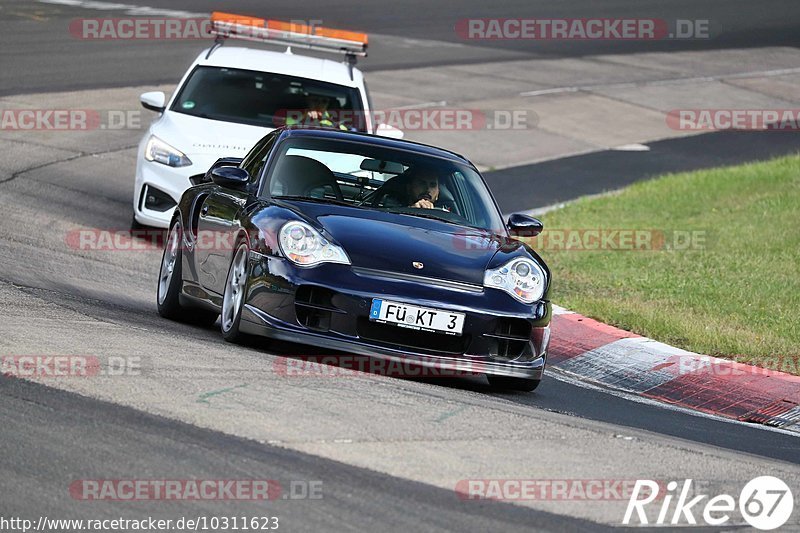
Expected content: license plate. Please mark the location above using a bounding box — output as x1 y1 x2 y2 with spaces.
369 299 465 336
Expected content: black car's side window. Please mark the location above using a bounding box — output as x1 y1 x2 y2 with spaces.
241 132 278 184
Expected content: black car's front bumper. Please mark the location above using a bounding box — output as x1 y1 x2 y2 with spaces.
239 256 551 379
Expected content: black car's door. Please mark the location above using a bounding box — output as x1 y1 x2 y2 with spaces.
195 188 249 295
195 132 278 295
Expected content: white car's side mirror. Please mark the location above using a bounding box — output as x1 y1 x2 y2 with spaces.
375 123 404 139
140 91 166 113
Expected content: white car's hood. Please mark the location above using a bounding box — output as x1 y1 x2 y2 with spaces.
153 111 273 157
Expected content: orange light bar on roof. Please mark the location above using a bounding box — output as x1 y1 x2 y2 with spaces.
212 12 266 28
316 27 368 45
210 11 368 56
266 19 313 34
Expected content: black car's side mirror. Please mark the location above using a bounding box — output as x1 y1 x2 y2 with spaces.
191 157 246 186
211 166 250 190
211 157 245 170
507 213 544 238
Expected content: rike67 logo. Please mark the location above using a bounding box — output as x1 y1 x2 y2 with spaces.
624 476 794 530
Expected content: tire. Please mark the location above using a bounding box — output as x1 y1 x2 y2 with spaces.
157 220 218 326
487 374 541 392
221 241 250 343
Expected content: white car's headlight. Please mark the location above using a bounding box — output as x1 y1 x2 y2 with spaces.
278 221 350 267
484 257 546 303
145 135 192 167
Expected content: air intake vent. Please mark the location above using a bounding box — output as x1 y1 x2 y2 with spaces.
295 286 339 331
142 185 177 212
484 318 531 360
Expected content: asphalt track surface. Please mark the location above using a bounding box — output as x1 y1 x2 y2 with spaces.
487 130 800 213
2 0 800 530
2 0 800 94
0 378 600 533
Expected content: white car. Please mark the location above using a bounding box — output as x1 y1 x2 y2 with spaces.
133 13 399 228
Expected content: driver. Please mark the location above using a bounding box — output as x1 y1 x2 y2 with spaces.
285 94 348 131
382 166 450 211
406 168 440 209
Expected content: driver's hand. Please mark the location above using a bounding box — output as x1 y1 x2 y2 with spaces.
306 110 323 120
410 199 435 209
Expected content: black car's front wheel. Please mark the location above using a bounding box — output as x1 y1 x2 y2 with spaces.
221 241 250 343
157 219 218 326
487 375 541 392
157 220 185 319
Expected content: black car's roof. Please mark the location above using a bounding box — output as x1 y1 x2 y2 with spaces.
277 127 472 166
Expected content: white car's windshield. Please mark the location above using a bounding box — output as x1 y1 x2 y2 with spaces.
265 136 505 231
171 66 367 131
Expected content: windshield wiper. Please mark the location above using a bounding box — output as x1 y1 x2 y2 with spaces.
386 209 464 226
387 208 492 231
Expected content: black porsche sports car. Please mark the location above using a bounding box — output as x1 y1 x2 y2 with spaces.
157 127 551 391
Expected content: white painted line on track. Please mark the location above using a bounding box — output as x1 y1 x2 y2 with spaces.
612 143 650 151
35 0 473 60
37 0 206 18
518 87 581 97
392 100 448 110
503 187 624 218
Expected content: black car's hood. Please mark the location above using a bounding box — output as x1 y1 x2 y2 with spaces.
278 200 508 285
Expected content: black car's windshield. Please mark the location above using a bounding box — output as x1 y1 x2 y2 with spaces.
170 66 367 131
264 136 505 231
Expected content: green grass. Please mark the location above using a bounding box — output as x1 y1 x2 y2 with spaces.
532 154 800 372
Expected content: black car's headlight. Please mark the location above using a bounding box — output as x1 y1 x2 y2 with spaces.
484 257 546 303
278 221 350 267
145 135 192 167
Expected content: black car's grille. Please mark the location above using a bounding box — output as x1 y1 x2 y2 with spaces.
357 318 470 355
351 267 483 293
483 318 532 360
